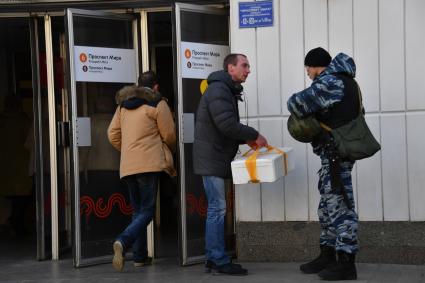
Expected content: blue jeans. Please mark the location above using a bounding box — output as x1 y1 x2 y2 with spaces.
117 172 159 262
202 176 230 266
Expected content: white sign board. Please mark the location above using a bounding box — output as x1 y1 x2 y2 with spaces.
74 46 137 83
181 42 230 79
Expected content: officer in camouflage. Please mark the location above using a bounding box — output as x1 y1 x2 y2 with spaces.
287 47 359 281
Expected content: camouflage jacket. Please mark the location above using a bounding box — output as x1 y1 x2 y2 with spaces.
287 53 357 155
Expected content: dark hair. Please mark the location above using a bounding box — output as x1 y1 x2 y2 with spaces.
138 71 158 89
223 53 247 71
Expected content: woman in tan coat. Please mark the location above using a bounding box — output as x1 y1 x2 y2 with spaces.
107 84 176 272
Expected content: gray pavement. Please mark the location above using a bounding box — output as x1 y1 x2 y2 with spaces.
0 234 424 282
1 257 425 283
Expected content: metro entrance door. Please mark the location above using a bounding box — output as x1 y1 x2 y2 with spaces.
65 9 138 267
174 3 234 265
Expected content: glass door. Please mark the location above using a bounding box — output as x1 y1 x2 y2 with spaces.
173 3 233 265
65 9 138 267
41 14 73 261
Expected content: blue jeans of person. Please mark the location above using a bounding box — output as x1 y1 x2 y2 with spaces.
116 172 159 262
202 176 230 266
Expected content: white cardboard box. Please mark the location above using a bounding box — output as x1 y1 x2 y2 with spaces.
231 147 294 184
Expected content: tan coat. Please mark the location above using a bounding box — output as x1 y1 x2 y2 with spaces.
107 86 176 178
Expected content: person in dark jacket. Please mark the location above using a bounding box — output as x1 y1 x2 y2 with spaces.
193 53 268 275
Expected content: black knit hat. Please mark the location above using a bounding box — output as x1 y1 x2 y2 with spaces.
304 47 331 67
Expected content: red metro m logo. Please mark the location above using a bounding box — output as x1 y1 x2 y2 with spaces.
79 53 87 63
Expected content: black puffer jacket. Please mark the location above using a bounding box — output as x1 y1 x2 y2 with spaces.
193 70 259 178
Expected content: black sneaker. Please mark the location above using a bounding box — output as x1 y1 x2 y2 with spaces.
205 260 242 273
134 257 153 267
213 262 248 276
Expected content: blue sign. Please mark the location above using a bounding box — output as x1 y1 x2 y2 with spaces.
239 1 274 28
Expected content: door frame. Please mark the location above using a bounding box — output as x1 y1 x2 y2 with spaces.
28 16 51 261
65 8 139 267
43 13 61 260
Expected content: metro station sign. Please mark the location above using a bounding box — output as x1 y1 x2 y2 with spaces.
74 46 137 83
181 42 230 79
239 0 274 28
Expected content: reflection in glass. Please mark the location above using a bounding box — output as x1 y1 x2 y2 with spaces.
180 11 229 45
73 16 133 48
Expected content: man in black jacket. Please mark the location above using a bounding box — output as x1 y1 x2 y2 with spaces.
193 54 267 275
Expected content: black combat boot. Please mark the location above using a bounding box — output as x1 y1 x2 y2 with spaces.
300 246 336 274
318 250 357 281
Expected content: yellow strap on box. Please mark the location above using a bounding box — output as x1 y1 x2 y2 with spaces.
242 145 288 183
266 146 288 176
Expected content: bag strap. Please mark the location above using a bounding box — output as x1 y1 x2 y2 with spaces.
320 79 363 132
355 81 364 114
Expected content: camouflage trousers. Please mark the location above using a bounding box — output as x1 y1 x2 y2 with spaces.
317 155 359 254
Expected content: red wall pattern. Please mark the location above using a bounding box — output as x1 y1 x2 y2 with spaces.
80 193 133 218
44 190 234 219
186 189 234 218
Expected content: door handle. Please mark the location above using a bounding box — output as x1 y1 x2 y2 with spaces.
182 113 194 143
